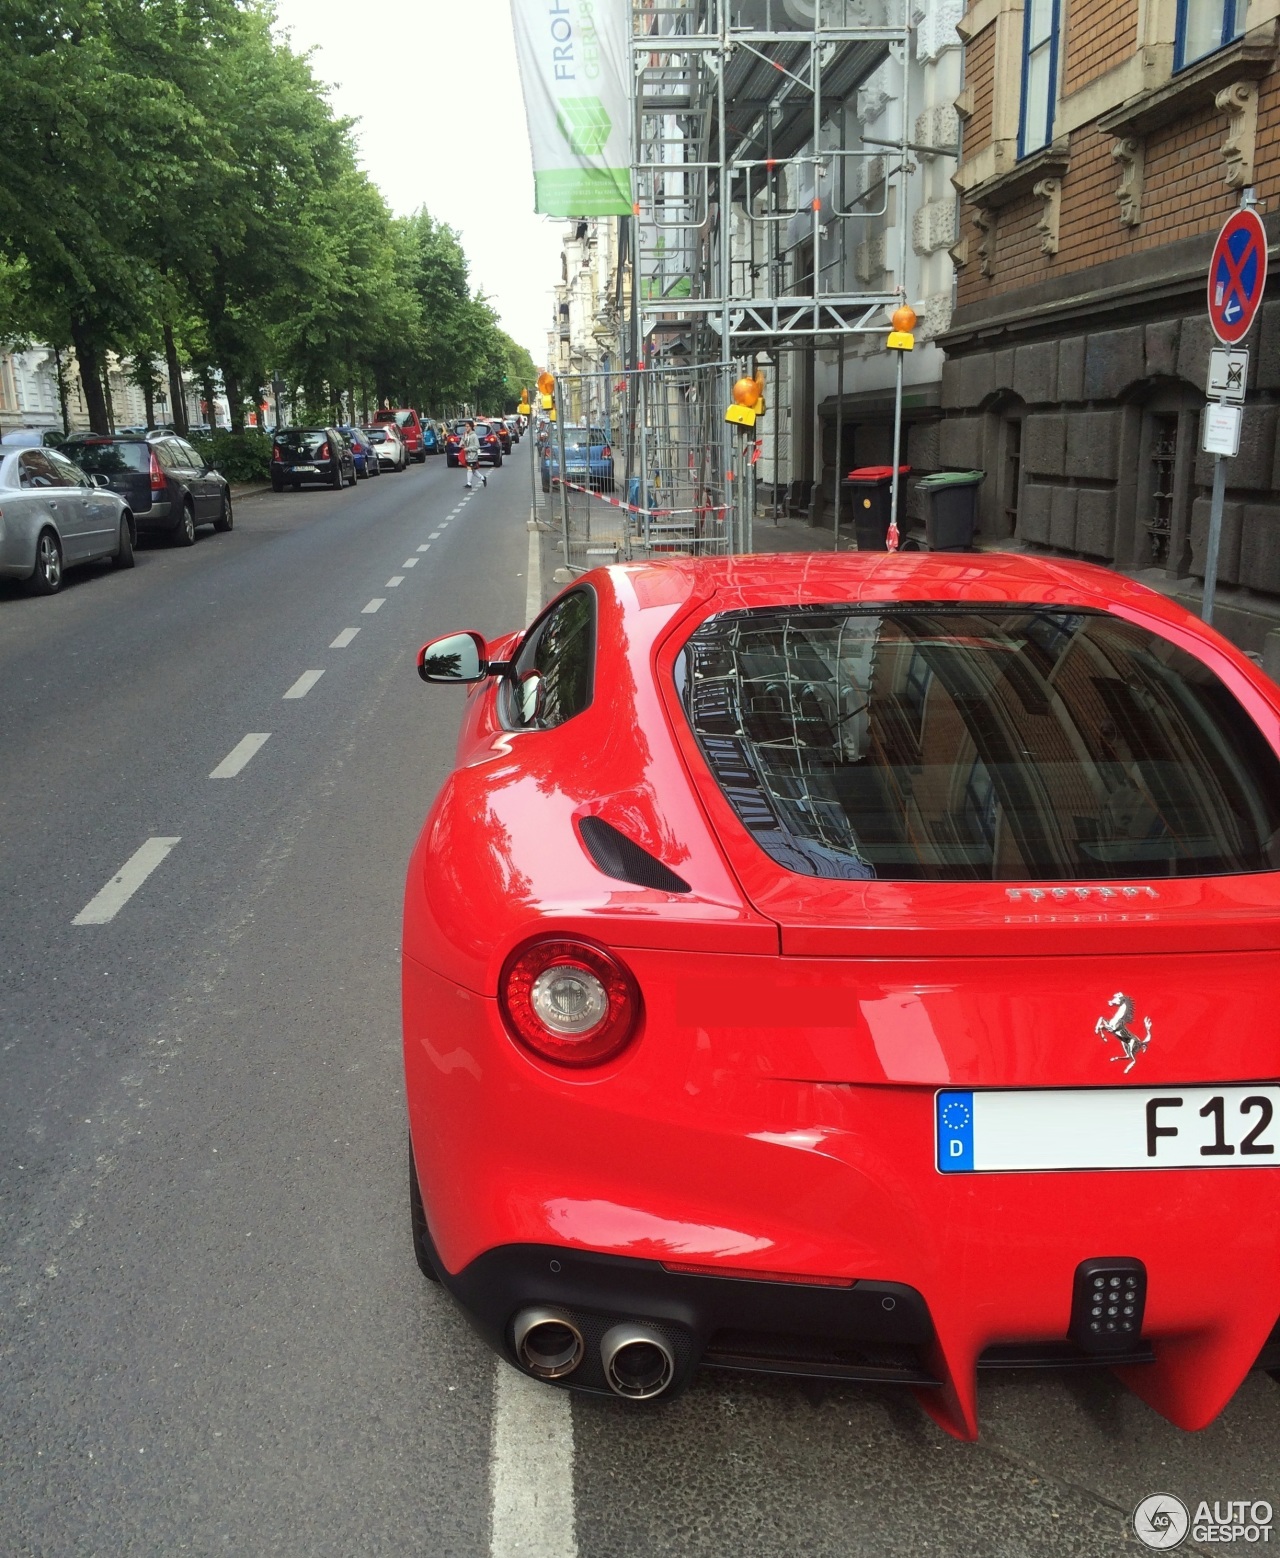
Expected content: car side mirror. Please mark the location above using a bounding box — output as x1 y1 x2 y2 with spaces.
90 472 110 488
418 630 488 684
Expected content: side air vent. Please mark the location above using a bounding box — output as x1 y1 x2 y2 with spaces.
576 816 692 894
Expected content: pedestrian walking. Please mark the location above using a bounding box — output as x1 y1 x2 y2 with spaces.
462 421 486 489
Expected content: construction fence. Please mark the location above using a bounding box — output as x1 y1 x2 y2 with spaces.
531 362 760 573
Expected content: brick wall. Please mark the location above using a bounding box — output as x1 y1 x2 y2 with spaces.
1062 0 1139 96
957 92 1275 307
962 23 996 161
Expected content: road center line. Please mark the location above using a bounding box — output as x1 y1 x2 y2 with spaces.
362 598 385 614
386 576 404 588
430 530 444 538
209 732 271 779
283 669 325 699
402 558 419 567
416 544 430 553
489 1364 577 1558
330 628 360 648
72 837 181 926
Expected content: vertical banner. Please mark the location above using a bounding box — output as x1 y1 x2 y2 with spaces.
510 0 633 216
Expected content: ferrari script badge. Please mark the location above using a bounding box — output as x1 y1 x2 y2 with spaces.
1096 992 1152 1074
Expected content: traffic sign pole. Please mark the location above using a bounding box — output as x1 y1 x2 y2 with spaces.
1202 190 1267 624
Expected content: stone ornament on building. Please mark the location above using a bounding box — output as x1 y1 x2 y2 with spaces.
914 198 958 257
1111 137 1144 228
915 0 964 62
972 207 994 277
1216 80 1259 190
1033 179 1061 256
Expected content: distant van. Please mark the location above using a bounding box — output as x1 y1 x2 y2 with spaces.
374 407 426 463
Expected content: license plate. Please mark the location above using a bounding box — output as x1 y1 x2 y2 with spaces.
292 464 317 474
936 1085 1280 1173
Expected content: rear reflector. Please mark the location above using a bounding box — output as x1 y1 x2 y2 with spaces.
663 1262 854 1288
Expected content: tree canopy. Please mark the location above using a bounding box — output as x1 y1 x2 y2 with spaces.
0 0 536 430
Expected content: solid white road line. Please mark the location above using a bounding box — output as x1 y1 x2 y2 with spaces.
386 576 404 588
330 628 360 648
283 669 325 700
362 598 385 614
209 732 271 779
402 557 419 567
72 837 181 926
489 1364 577 1558
526 525 541 625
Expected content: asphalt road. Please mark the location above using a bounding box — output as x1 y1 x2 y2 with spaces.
2 446 1279 1558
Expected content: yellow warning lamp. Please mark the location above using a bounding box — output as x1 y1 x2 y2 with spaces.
517 386 532 415
887 304 917 352
536 371 556 408
725 371 767 428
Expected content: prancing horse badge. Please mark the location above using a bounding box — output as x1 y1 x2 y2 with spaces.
1095 993 1152 1074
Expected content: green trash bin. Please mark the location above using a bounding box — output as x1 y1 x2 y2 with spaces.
916 470 984 551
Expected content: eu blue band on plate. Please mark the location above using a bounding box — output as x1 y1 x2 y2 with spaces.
936 1091 975 1172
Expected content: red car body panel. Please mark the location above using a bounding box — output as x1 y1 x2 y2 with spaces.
402 551 1280 1439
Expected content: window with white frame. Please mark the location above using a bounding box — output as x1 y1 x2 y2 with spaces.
1019 0 1061 158
1176 0 1245 71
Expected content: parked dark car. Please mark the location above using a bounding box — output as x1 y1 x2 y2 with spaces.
474 420 504 467
271 427 355 491
503 416 522 445
61 433 232 546
444 420 467 468
488 417 513 455
339 426 380 479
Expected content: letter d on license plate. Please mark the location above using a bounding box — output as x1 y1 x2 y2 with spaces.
936 1086 1280 1172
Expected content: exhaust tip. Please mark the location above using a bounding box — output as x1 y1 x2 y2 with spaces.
600 1323 676 1400
513 1308 585 1380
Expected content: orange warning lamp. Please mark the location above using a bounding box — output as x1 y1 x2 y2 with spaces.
536 371 556 395
891 305 917 332
732 376 760 407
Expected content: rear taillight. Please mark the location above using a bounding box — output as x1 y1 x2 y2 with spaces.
500 939 641 1067
149 451 165 492
601 445 611 460
318 442 330 460
272 443 283 461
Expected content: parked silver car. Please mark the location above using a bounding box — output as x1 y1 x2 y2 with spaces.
0 446 135 594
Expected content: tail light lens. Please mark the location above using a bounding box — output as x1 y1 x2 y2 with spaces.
318 442 330 460
500 939 641 1067
271 443 282 461
601 445 611 460
149 451 165 491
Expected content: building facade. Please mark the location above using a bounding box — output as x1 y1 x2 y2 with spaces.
945 0 1280 646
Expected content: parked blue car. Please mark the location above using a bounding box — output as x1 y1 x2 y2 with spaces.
339 426 380 479
539 425 614 493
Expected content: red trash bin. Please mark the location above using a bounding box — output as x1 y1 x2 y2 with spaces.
842 465 910 551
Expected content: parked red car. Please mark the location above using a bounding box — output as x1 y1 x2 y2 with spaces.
405 551 1280 1436
374 407 427 463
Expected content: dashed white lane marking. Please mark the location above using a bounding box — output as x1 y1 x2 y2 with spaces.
72 837 181 926
362 598 385 614
386 576 404 588
430 530 444 538
330 628 360 648
209 732 271 779
416 544 430 553
283 669 325 699
489 1363 577 1558
402 558 419 568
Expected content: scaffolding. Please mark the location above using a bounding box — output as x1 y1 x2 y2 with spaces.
629 0 915 551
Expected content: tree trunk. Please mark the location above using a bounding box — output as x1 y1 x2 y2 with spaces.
101 365 116 432
70 320 109 434
143 371 155 430
224 366 244 433
52 346 71 433
163 324 188 434
200 369 217 431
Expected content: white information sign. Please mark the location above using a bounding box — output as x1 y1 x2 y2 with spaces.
1207 346 1249 403
1203 401 1243 457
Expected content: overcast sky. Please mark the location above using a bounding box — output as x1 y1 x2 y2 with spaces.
271 0 563 364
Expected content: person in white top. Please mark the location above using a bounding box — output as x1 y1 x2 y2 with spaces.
461 422 486 489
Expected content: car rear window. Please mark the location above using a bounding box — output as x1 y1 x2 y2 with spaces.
277 431 327 454
678 605 1280 882
63 441 149 474
364 429 387 442
394 411 416 427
